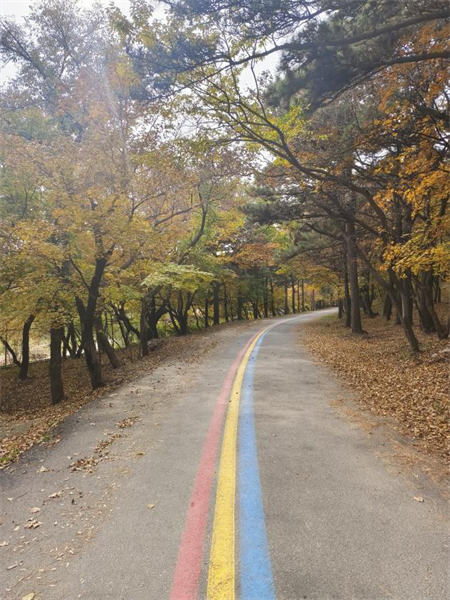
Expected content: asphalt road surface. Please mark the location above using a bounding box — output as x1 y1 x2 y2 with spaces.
1 311 449 600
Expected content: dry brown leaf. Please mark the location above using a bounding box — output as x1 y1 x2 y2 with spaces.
24 519 41 529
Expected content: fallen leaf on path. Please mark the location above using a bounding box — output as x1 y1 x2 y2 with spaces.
7 564 18 570
24 519 41 529
30 507 41 514
48 492 61 499
0 541 9 547
147 503 156 509
414 496 424 503
22 594 36 600
37 466 49 473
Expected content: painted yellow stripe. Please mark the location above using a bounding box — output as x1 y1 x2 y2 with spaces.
207 327 270 600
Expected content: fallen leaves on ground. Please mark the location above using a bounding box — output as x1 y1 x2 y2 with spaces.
24 519 41 529
303 313 449 464
0 327 223 465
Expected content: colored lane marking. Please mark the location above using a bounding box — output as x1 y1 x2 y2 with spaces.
239 331 275 600
171 314 313 600
169 331 262 600
207 328 269 600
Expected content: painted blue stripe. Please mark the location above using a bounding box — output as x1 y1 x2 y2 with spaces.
239 332 276 600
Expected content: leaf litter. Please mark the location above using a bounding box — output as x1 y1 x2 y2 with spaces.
303 314 449 467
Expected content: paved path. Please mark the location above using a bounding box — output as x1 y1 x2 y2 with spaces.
1 311 449 600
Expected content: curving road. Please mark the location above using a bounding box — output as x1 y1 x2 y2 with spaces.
1 311 449 600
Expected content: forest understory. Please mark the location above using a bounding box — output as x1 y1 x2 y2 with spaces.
304 306 449 470
0 320 256 466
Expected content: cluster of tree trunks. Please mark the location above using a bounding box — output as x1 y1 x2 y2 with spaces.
1 273 330 399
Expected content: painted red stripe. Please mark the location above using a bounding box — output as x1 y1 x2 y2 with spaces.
169 331 260 600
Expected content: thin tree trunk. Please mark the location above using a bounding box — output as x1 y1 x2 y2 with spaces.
301 279 305 312
237 294 244 321
383 293 392 321
212 282 220 325
291 277 296 314
423 271 447 339
204 298 209 328
284 279 289 314
95 317 121 368
76 298 104 388
49 327 64 404
0 337 21 367
223 283 229 322
75 256 108 389
18 315 35 380
270 278 276 316
263 277 269 318
346 221 363 333
343 264 351 328
114 303 140 339
140 296 149 357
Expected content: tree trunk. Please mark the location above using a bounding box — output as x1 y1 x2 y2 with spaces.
204 298 209 328
252 302 259 320
178 314 189 335
270 279 276 316
338 300 343 319
346 221 363 333
284 279 289 314
422 271 447 339
237 294 244 321
301 279 305 312
49 327 64 404
95 317 121 368
76 298 104 389
383 293 392 321
291 277 296 314
114 303 140 339
386 271 420 352
212 282 220 325
311 289 315 311
223 284 229 322
140 296 150 357
18 315 34 380
263 277 269 318
0 337 21 368
67 322 79 357
343 264 351 328
75 257 108 389
433 277 441 303
417 273 435 333
148 295 164 339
